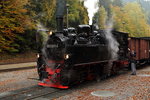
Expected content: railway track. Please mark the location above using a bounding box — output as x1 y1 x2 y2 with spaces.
0 78 97 100
0 85 62 100
0 62 36 73
0 78 115 100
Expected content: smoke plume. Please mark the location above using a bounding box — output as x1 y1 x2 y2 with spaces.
104 19 119 60
37 23 48 45
84 0 99 25
36 23 53 67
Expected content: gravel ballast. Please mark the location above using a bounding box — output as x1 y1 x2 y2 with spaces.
56 66 150 100
0 68 38 93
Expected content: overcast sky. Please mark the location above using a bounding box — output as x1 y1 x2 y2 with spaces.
84 0 99 25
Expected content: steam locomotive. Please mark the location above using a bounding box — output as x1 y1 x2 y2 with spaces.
36 22 130 88
36 0 150 89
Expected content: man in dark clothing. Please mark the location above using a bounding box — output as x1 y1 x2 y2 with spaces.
130 50 136 75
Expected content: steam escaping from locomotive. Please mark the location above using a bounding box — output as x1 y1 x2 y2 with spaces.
104 20 119 60
36 23 55 67
36 23 49 56
84 0 99 25
37 23 49 45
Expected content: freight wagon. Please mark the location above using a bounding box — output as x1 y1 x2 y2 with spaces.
128 37 150 65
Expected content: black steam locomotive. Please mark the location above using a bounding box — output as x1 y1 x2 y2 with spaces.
36 0 129 89
37 23 129 88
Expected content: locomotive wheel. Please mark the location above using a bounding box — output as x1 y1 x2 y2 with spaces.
60 69 72 86
101 62 113 79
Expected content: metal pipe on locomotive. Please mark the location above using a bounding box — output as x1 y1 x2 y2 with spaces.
36 0 129 89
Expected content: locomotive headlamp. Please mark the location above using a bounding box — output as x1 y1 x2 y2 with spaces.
49 31 53 36
37 53 40 58
64 54 70 59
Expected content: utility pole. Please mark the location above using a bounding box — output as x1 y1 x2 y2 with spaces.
66 4 69 28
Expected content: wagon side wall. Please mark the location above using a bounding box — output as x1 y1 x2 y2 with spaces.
129 37 150 61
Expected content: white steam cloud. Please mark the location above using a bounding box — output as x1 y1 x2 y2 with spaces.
84 0 99 25
37 23 49 45
104 19 119 60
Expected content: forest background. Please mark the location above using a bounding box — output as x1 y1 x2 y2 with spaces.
0 0 150 56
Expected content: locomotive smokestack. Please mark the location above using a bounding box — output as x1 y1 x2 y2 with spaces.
56 0 66 32
56 16 64 32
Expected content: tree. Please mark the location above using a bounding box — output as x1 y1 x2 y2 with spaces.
112 0 123 7
95 6 107 29
112 2 150 37
99 0 112 17
28 0 89 28
66 0 89 27
0 0 89 53
78 1 89 25
0 0 32 53
139 0 150 24
27 0 57 29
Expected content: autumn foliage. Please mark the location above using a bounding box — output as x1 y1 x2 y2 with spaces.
0 0 33 52
0 0 89 53
93 0 150 37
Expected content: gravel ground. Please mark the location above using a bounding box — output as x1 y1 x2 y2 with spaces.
56 66 150 100
0 68 38 93
0 66 150 100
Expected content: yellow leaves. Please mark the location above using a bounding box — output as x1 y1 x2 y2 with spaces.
98 6 107 29
18 9 27 13
0 0 32 52
111 2 150 37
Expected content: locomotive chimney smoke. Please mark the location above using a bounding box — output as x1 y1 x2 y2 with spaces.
104 19 119 60
36 23 50 65
36 23 48 49
56 0 66 32
84 0 99 25
36 23 54 67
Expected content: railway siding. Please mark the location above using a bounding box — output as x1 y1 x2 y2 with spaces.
0 62 36 72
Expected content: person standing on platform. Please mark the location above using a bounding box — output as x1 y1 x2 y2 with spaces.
130 50 137 75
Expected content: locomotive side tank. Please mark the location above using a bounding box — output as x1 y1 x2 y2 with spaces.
65 25 111 66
